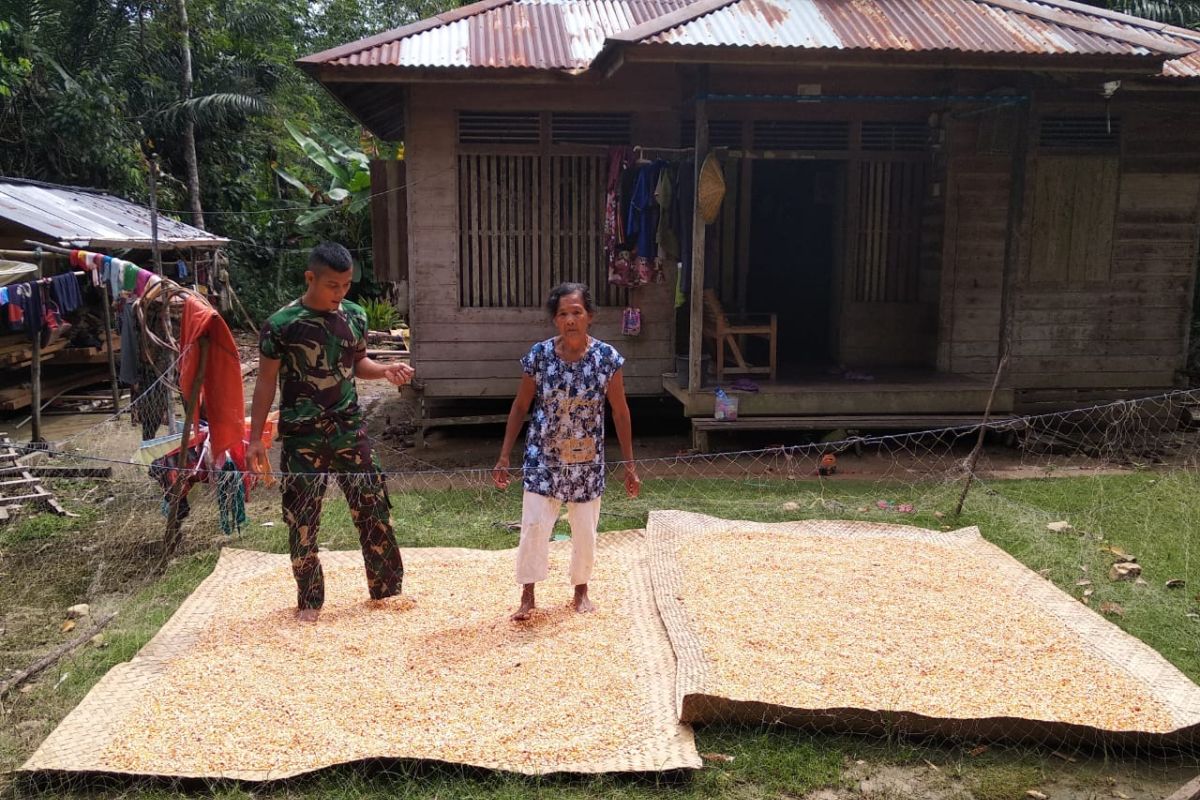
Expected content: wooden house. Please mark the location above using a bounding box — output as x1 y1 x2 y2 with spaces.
299 0 1200 429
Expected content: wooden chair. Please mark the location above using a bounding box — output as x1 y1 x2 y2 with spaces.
702 289 777 384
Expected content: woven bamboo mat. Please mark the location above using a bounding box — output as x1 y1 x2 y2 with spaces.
22 532 700 780
647 510 1200 747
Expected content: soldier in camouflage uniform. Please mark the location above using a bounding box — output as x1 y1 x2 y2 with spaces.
247 242 413 622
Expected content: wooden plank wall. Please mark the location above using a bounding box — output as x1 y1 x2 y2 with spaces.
405 73 678 399
938 116 1011 378
1007 98 1200 394
939 90 1200 398
369 159 407 284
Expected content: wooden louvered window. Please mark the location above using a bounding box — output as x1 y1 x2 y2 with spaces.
848 160 929 303
1038 116 1121 151
456 111 629 307
753 120 849 151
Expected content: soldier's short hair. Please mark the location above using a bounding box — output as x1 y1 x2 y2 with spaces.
309 242 353 273
546 282 593 318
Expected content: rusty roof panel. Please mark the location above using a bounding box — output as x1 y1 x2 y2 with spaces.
1164 49 1200 77
329 0 692 70
314 0 1200 76
649 0 1159 55
0 178 228 249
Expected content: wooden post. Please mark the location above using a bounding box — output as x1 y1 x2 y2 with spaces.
100 282 121 412
30 249 43 444
161 336 208 566
688 66 710 395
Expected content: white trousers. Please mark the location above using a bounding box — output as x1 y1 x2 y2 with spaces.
515 490 601 586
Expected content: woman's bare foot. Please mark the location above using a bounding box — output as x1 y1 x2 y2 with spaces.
511 583 536 621
572 584 596 614
296 608 320 623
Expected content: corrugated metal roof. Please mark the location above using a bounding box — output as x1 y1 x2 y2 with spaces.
327 0 691 70
1165 48 1200 77
0 178 229 249
647 0 1171 56
304 0 1200 76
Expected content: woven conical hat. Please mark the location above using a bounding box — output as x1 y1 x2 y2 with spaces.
698 153 726 225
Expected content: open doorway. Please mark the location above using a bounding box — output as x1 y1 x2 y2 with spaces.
744 160 843 372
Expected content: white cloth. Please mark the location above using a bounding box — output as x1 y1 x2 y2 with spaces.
515 490 600 586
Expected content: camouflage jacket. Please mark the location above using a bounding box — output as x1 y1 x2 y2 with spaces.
259 299 368 434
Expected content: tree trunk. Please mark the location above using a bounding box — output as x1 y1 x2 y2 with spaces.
179 0 205 230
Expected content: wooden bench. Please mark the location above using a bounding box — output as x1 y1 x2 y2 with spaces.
691 415 1025 452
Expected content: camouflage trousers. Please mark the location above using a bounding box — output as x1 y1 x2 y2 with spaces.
280 418 403 610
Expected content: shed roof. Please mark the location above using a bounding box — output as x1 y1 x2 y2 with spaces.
298 0 1200 76
0 177 228 250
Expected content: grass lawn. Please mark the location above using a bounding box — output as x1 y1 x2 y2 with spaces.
3 470 1200 798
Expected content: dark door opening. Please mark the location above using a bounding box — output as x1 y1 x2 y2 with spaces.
745 160 842 371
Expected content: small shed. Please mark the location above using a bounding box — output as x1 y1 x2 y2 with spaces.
299 0 1200 422
0 176 227 254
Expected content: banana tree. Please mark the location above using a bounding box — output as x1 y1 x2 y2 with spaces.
274 121 372 226
274 121 374 279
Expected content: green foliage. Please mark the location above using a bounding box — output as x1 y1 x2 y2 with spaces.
0 0 452 324
1105 0 1200 25
361 297 399 331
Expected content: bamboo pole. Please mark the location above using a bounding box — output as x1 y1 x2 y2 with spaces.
30 249 43 444
161 336 208 566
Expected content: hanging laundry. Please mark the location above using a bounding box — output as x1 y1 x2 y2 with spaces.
107 257 123 296
179 294 246 465
604 146 636 288
655 162 679 265
122 262 139 292
135 269 159 297
176 259 189 280
217 459 247 535
624 161 667 286
7 282 43 340
50 272 82 314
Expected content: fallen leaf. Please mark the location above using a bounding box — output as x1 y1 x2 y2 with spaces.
1166 579 1185 589
260 521 276 528
1051 750 1077 763
1075 579 1092 587
1025 791 1048 800
1083 589 1094 598
19 683 35 694
1100 601 1125 617
700 752 735 763
60 619 76 633
924 759 941 771
1101 545 1136 563
968 745 989 757
1046 521 1073 533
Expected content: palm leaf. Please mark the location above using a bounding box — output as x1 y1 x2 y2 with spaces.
158 92 268 128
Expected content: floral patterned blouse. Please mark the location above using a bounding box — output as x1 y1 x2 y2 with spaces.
521 337 625 503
